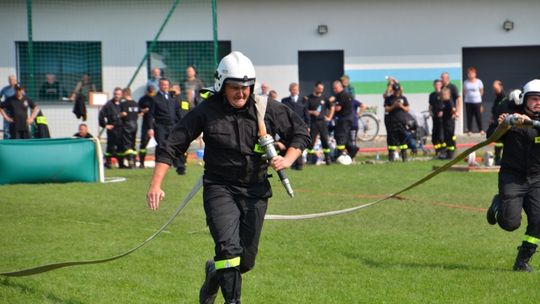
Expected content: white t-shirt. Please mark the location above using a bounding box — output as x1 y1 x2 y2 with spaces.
463 79 483 104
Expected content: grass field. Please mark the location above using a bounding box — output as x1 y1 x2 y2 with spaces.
1 161 539 303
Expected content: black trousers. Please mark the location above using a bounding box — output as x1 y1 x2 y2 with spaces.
497 172 540 239
442 118 455 149
9 127 30 139
121 121 137 151
335 118 357 157
203 177 270 301
139 123 151 151
431 117 444 147
106 127 124 156
465 103 483 132
309 119 330 150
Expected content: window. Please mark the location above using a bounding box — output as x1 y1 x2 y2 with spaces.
146 40 231 89
16 41 102 101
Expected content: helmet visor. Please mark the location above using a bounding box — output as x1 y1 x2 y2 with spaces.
225 77 255 87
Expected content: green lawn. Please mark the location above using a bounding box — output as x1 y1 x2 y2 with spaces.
1 161 538 303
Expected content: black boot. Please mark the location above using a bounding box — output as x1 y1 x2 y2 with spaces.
199 260 220 304
127 155 135 169
445 150 455 160
388 150 395 162
117 156 128 169
324 152 331 165
104 156 112 169
400 149 408 162
513 242 537 272
138 152 146 168
486 194 500 225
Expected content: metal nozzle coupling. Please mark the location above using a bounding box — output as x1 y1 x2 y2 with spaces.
258 135 294 198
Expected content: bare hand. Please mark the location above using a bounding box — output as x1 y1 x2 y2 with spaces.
106 124 114 130
270 155 293 172
26 117 33 125
5 116 14 123
147 186 165 210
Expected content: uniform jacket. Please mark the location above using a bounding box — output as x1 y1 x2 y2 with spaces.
98 99 122 128
498 106 540 178
151 91 181 126
156 93 310 185
281 96 310 125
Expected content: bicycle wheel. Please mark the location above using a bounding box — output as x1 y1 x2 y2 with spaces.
357 113 379 142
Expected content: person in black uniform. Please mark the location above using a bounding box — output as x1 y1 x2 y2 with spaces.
73 123 93 138
440 88 457 159
148 78 185 175
138 86 155 168
120 88 140 168
171 83 191 174
429 79 445 159
305 81 333 165
383 82 410 161
146 52 310 304
281 82 309 170
330 80 358 160
486 79 540 272
0 84 39 139
488 80 510 165
99 87 125 168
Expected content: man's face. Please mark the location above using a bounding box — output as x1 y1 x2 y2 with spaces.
186 67 196 78
15 89 24 99
261 84 269 94
224 84 250 109
159 80 170 92
113 89 123 101
290 85 299 96
79 125 88 136
332 83 342 94
434 81 442 91
314 84 324 95
341 78 349 86
526 95 540 113
152 68 161 79
493 82 502 94
8 76 17 86
441 73 449 85
46 74 55 84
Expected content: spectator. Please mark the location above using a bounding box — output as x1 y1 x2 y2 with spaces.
350 97 367 147
0 84 39 139
384 82 410 161
463 67 485 134
120 88 140 168
440 72 462 119
39 73 65 101
441 88 457 159
0 75 18 139
305 81 333 165
99 87 124 169
258 82 270 99
183 65 205 107
148 78 184 175
137 85 156 168
268 90 279 102
383 76 398 99
429 79 445 159
341 75 356 98
331 80 359 160
488 80 510 165
170 83 191 174
281 82 310 170
147 67 162 92
70 73 96 121
73 123 94 138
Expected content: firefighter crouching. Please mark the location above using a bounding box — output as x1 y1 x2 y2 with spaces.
146 51 310 303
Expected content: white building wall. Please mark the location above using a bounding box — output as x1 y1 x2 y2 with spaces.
1 0 539 137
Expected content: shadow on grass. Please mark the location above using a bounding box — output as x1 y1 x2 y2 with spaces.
360 257 510 272
0 277 85 304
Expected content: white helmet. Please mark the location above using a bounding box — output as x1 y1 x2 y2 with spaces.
214 51 256 92
520 79 540 105
336 154 352 165
509 89 522 105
